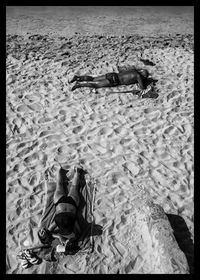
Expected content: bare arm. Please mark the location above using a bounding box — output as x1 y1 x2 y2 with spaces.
136 74 146 90
48 221 57 232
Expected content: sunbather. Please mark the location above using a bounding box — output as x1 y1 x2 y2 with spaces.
70 67 150 91
38 167 82 247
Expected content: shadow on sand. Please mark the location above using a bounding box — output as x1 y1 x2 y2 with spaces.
166 213 194 274
107 77 159 99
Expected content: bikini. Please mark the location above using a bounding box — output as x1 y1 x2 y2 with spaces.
54 195 78 209
54 195 78 233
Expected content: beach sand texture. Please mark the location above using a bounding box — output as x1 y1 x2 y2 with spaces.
6 7 193 274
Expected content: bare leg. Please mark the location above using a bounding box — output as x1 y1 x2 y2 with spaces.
93 74 107 81
79 74 107 82
70 75 94 83
54 168 68 204
72 79 111 91
68 167 81 207
70 74 107 83
136 74 146 90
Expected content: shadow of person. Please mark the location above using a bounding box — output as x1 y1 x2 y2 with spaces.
107 77 159 99
166 213 194 274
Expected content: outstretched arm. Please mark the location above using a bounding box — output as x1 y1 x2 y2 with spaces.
136 74 146 90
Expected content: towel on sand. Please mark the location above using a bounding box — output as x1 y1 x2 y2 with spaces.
22 167 100 273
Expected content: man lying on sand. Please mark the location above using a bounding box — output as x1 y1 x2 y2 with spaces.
70 67 150 92
38 167 82 251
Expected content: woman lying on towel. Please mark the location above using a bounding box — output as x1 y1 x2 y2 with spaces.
38 167 82 252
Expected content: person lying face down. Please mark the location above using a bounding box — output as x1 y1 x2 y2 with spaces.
38 167 81 249
70 67 150 91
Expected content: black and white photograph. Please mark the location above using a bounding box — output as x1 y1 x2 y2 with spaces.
6 6 194 274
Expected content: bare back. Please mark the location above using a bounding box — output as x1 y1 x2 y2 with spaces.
118 69 146 89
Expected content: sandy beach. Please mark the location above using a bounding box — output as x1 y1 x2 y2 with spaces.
6 6 194 274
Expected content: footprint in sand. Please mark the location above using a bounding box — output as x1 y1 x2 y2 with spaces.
13 163 26 173
37 116 53 124
145 110 162 122
28 172 40 187
158 151 171 160
46 134 64 142
166 90 178 101
98 126 113 136
24 152 39 165
186 96 193 103
163 125 179 136
38 130 53 138
28 197 36 211
17 147 32 158
143 107 155 114
28 103 43 112
119 137 132 146
125 162 140 176
7 210 19 223
187 135 193 143
141 119 152 126
59 109 67 115
114 126 128 136
17 104 29 113
72 125 84 134
80 145 89 153
180 111 192 117
16 201 23 216
134 127 147 136
25 94 40 103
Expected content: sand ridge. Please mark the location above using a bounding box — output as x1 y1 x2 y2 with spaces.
6 34 193 274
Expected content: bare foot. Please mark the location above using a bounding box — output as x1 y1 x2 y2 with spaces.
71 166 81 186
71 83 79 91
69 75 78 84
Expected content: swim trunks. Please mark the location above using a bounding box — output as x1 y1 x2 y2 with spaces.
54 195 78 209
105 72 120 86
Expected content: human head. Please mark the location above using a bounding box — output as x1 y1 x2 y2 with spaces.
139 69 149 78
54 212 75 235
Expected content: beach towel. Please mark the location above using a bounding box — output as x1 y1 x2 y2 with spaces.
132 83 159 99
19 167 101 274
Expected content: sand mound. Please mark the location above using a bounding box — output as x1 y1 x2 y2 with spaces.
6 34 193 274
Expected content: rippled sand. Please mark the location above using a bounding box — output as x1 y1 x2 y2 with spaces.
6 26 193 274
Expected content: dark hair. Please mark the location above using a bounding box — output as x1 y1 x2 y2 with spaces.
139 69 149 78
54 212 75 235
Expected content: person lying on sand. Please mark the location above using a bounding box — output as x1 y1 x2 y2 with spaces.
38 167 82 251
70 67 150 92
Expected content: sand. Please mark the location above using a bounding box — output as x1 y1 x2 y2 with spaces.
6 7 194 274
